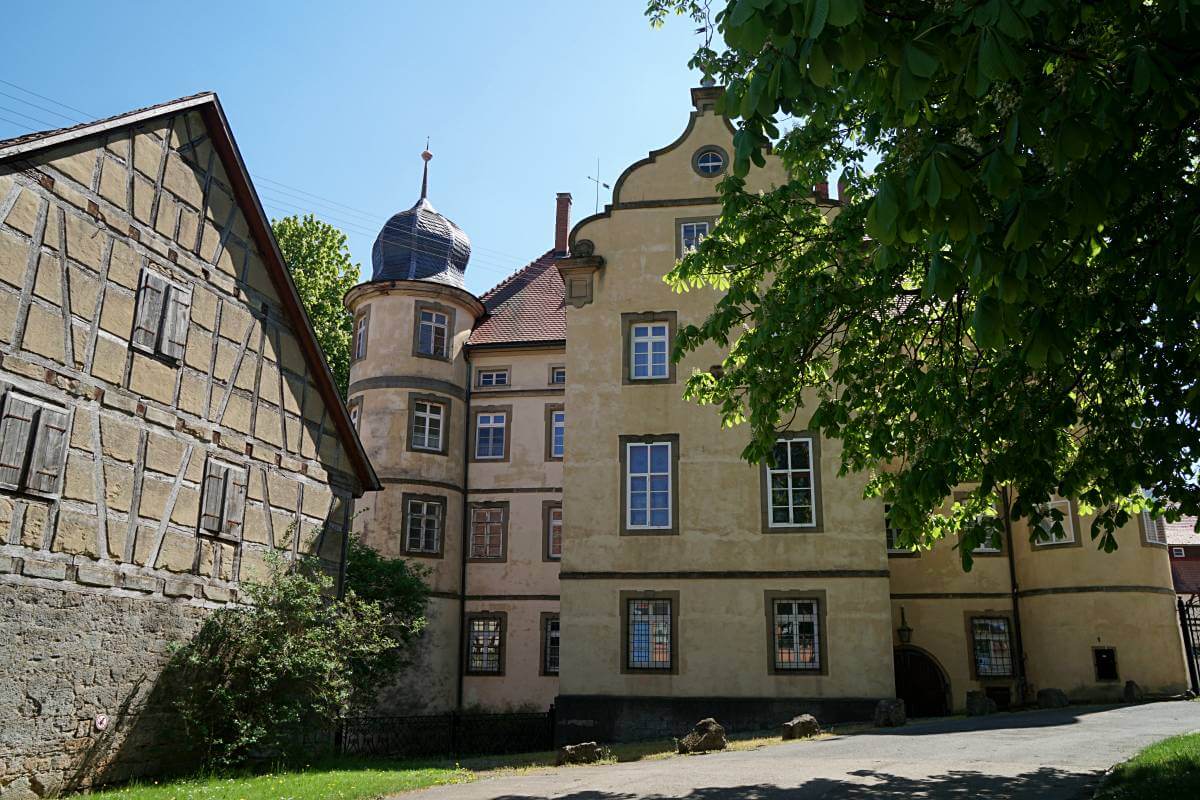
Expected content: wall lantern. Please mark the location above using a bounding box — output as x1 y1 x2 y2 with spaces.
897 606 914 644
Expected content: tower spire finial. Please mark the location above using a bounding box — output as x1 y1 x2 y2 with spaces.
420 138 432 200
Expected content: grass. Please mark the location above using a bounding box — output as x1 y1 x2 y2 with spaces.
1094 732 1200 800
81 759 472 800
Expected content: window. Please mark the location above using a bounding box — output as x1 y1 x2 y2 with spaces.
544 503 563 561
544 406 564 460
1142 510 1168 545
971 617 1014 678
353 311 368 361
132 268 190 361
679 221 710 254
404 496 443 556
627 598 673 671
199 458 248 541
630 323 670 380
1033 496 1075 545
956 493 1002 553
694 149 725 176
771 599 821 672
348 399 361 431
477 368 509 388
0 390 69 497
626 440 672 530
474 411 507 460
1173 546 1186 558
414 304 450 359
411 400 444 452
542 615 560 675
466 615 504 675
549 365 566 385
884 504 908 554
469 504 507 560
1094 647 1119 681
766 436 818 529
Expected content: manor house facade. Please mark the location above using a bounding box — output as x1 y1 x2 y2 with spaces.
348 84 1189 739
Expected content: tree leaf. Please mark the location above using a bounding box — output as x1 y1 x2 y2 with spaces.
809 0 830 39
828 0 858 27
906 43 939 78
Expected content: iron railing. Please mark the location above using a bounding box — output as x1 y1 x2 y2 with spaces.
337 708 555 758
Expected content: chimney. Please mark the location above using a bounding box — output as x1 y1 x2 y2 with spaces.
813 181 829 201
554 192 572 256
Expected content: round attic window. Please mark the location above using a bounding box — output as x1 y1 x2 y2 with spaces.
693 146 727 177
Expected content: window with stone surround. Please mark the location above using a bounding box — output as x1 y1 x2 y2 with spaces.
770 598 821 672
542 615 560 675
545 503 562 561
626 598 673 671
465 613 505 675
0 388 69 498
468 503 507 561
403 495 444 556
415 306 449 359
411 400 444 452
472 407 510 461
477 368 509 388
970 617 1014 678
132 267 191 362
763 434 823 532
1032 496 1076 546
353 309 369 361
626 440 672 530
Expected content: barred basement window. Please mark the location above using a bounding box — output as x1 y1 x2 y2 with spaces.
469 506 506 560
199 458 248 541
627 598 672 670
772 599 821 671
411 400 444 451
971 617 1014 678
132 268 190 362
405 498 442 555
543 615 560 675
0 389 69 498
466 615 503 674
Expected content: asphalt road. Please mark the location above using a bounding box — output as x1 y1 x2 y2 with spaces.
395 701 1200 800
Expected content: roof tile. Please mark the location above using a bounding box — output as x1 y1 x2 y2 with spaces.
468 251 565 346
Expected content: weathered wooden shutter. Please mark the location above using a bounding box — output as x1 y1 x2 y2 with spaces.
132 270 168 352
26 406 69 494
158 284 191 361
199 460 228 534
220 468 247 541
0 392 38 490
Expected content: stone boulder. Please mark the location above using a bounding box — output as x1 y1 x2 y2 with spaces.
781 713 822 740
555 741 606 766
1123 680 1144 703
965 690 997 716
1036 688 1069 709
677 718 727 754
874 698 907 727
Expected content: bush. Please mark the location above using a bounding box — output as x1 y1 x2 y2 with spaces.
169 553 402 769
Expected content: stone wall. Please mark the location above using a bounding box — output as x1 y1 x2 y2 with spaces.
0 100 363 797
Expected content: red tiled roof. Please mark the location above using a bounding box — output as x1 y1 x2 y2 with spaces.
468 251 565 346
1172 559 1200 594
1165 517 1200 546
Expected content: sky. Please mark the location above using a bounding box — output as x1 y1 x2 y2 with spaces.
1 1 709 296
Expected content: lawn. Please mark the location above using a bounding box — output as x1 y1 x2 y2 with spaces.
83 760 472 800
1094 731 1200 800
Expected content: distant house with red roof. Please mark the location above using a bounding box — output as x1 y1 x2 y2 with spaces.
1166 516 1200 595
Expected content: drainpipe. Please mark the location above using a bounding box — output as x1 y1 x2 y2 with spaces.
455 363 472 712
1000 485 1029 703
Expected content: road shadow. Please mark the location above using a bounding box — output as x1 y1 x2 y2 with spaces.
828 703 1129 740
489 765 1097 799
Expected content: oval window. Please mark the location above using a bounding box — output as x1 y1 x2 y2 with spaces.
694 148 725 176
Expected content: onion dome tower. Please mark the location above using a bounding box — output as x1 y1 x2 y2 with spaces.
343 147 485 715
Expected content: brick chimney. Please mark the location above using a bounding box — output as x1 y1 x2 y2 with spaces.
554 192 572 256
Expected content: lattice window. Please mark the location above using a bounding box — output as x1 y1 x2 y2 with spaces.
470 507 505 559
478 369 508 387
475 412 506 459
405 499 441 554
773 599 821 671
626 441 671 529
417 309 448 357
543 616 560 675
680 221 710 253
467 616 502 674
628 598 672 670
547 506 562 560
630 323 670 380
971 617 1014 677
767 438 816 527
411 400 444 451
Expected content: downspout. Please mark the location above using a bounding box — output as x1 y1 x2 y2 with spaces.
1000 485 1029 703
456 362 472 712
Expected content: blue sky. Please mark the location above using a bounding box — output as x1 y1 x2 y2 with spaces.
2 1 705 296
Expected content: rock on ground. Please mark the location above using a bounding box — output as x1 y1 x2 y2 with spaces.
966 691 998 716
677 718 727 754
781 714 822 740
556 742 606 765
874 698 907 727
1037 688 1070 709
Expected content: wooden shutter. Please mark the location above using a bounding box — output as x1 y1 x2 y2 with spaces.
0 392 38 490
158 284 191 361
199 460 228 534
132 270 168 352
26 406 69 494
220 468 247 541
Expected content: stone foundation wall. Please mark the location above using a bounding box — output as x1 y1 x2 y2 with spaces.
0 581 212 799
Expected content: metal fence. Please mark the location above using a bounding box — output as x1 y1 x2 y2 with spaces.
338 708 556 759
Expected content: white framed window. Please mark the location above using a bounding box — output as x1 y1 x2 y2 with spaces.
551 410 565 458
547 506 563 560
626 440 672 529
349 403 361 430
973 531 1002 553
475 412 506 459
772 599 821 671
1033 496 1075 545
550 366 566 385
766 437 816 528
405 498 442 554
411 400 443 452
1142 510 1168 545
417 309 448 357
695 149 725 176
1172 546 1185 558
679 221 710 254
630 323 670 380
478 369 508 388
884 504 906 553
354 314 368 360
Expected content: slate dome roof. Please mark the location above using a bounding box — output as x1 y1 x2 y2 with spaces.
370 150 471 288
